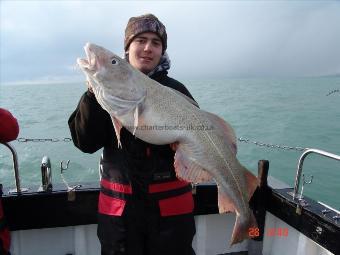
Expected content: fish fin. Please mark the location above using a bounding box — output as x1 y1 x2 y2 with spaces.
174 148 212 183
111 116 123 148
230 210 257 246
101 89 146 116
217 187 236 213
242 165 259 201
133 106 138 136
202 111 237 155
168 87 199 108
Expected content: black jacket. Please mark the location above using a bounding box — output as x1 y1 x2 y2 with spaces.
68 70 196 197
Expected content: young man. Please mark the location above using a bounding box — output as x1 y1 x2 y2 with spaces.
69 14 197 255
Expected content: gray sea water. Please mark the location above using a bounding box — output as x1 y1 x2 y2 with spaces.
1 77 340 209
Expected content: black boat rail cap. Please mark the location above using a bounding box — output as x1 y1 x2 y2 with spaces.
2 181 100 198
318 201 340 215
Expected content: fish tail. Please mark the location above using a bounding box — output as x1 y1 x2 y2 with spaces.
241 164 259 201
230 210 257 246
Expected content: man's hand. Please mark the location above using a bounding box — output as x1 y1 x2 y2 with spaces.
169 142 179 151
86 81 94 93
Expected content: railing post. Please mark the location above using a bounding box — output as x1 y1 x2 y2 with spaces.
248 159 270 255
1 142 21 194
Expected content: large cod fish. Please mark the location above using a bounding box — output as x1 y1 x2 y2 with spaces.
77 43 258 245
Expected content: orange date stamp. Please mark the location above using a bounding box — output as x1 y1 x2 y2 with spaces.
248 227 288 238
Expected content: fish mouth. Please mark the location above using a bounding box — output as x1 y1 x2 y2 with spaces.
77 43 97 71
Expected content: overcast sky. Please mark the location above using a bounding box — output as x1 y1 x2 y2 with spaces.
1 1 340 84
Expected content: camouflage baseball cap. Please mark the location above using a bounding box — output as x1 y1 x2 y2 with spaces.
124 14 167 54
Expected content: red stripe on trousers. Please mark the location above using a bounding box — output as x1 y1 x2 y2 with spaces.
158 191 194 216
149 179 190 193
98 192 126 216
101 179 132 194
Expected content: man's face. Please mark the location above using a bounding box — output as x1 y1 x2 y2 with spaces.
127 32 163 74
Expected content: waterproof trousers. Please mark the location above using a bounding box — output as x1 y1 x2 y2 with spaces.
98 199 196 255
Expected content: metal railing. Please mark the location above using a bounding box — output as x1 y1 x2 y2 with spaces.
1 142 21 194
292 148 340 200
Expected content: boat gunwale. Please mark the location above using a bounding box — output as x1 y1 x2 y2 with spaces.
2 183 339 254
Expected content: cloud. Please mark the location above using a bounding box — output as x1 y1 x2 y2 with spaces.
1 1 340 83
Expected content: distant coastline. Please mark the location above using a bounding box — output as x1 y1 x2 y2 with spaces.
315 73 340 78
2 73 340 87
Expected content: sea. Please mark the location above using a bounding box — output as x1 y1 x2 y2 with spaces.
1 77 340 210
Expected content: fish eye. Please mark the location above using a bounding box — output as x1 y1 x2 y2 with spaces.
111 58 119 65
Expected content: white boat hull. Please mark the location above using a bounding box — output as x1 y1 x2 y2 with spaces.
9 212 334 255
